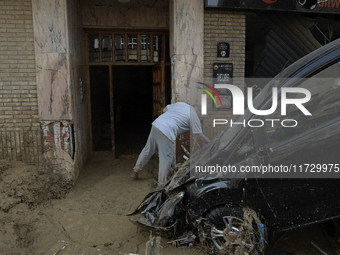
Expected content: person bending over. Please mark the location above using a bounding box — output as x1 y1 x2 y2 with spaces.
131 102 209 187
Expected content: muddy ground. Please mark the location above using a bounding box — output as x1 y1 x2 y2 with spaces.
1 153 340 255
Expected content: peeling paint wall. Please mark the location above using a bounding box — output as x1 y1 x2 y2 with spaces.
41 121 72 155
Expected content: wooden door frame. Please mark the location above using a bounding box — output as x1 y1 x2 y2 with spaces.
85 29 170 156
152 61 166 120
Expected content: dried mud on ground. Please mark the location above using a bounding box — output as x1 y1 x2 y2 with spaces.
0 153 202 255
0 153 340 255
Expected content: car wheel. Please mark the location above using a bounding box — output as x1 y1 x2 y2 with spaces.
199 205 266 255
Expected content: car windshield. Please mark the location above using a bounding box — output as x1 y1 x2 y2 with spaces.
217 79 281 151
167 39 340 192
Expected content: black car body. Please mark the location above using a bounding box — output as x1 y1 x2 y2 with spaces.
128 38 340 254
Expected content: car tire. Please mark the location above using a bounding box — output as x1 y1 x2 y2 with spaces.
199 205 266 255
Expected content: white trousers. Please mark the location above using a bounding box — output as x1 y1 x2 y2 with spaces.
134 126 174 186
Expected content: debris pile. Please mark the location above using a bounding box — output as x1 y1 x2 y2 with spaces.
0 160 71 212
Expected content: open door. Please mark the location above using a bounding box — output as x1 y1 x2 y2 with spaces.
152 61 165 119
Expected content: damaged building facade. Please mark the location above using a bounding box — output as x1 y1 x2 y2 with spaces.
0 0 339 181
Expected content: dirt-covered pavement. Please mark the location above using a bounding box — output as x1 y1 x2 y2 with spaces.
0 153 203 255
1 153 340 255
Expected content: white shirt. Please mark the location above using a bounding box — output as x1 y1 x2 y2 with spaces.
152 102 202 141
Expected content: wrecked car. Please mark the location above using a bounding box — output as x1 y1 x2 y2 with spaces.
128 38 340 254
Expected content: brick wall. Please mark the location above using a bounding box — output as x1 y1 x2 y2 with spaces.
0 0 38 131
204 10 246 79
203 10 246 139
41 122 72 156
0 0 41 163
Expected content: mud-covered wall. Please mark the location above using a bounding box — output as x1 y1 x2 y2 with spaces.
32 0 90 179
67 0 90 177
32 0 71 121
82 0 169 29
169 0 204 104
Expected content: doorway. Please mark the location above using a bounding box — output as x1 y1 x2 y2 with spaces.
90 66 112 151
86 30 170 156
113 66 153 157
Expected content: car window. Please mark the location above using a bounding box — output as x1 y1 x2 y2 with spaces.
266 62 340 147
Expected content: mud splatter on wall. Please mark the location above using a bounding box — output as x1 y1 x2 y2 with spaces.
33 0 90 180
